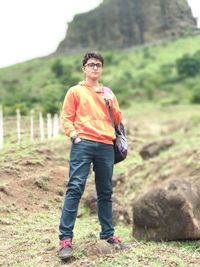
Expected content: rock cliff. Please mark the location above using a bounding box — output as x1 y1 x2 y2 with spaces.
55 0 197 53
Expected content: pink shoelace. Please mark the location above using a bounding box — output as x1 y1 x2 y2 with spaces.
60 239 72 248
111 236 121 243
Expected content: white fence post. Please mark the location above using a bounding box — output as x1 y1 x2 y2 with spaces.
39 112 45 141
30 109 34 143
16 109 21 145
47 113 52 139
1 110 60 149
0 106 3 150
53 114 59 137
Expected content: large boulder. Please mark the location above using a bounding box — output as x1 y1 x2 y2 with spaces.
132 177 200 241
140 139 175 160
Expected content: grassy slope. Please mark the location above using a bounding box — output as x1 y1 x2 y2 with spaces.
0 34 200 114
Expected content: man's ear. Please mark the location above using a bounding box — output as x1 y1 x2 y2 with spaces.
82 66 85 73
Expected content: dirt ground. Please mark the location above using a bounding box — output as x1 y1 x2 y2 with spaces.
1 105 200 266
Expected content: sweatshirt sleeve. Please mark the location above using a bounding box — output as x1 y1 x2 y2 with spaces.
110 93 122 125
61 88 78 138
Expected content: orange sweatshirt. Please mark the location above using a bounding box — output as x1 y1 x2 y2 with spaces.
61 81 122 144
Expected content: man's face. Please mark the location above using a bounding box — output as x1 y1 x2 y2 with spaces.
82 58 103 81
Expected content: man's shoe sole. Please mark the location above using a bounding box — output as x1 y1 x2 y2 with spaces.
59 252 73 261
59 248 73 260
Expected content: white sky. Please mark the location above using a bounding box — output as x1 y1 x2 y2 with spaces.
0 0 199 68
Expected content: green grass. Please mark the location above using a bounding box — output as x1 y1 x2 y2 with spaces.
2 204 199 267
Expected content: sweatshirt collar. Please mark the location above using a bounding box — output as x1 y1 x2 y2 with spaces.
79 81 103 92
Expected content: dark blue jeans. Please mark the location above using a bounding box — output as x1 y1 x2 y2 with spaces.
59 139 115 241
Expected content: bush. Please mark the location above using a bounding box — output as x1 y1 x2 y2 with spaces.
160 97 180 106
191 85 200 104
103 52 116 65
51 59 64 78
160 63 174 77
3 103 29 115
40 84 63 113
176 54 200 77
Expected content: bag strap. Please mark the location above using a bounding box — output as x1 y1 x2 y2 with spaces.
106 102 115 128
103 87 115 128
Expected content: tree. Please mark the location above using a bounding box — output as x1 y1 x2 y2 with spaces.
51 59 64 78
176 54 200 77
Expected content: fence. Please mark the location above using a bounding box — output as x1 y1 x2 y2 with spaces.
0 106 61 151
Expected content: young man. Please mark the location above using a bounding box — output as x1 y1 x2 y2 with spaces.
59 52 125 260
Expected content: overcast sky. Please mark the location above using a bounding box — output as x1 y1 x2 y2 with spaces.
0 0 199 68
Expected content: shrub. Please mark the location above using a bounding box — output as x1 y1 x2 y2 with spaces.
51 59 64 78
160 97 180 106
176 54 200 77
191 85 200 104
40 84 63 113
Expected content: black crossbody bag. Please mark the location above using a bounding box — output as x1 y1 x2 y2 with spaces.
103 87 128 164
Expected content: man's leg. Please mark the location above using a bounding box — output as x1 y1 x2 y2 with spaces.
59 140 93 241
93 142 115 239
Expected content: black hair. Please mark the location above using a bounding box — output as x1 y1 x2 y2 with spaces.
82 52 104 66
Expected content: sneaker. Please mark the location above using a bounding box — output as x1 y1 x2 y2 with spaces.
107 236 130 250
59 239 73 260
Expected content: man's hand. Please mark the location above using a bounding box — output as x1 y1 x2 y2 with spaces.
71 135 82 143
74 137 82 143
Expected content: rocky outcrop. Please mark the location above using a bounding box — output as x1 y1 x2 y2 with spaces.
56 0 197 54
132 177 200 241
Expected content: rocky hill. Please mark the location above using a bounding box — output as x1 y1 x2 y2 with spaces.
55 0 197 54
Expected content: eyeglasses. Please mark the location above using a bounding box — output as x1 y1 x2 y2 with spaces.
85 63 103 69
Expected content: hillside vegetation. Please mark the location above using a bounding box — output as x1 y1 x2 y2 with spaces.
0 34 200 115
